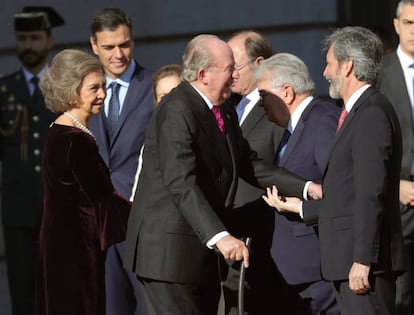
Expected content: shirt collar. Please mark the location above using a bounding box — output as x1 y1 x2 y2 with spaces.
245 88 260 103
190 83 215 109
106 59 136 89
288 95 314 132
397 45 414 69
22 65 47 84
345 84 371 112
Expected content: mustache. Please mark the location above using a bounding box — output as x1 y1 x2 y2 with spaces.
19 49 39 57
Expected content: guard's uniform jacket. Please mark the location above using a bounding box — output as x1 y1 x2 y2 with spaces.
0 69 56 227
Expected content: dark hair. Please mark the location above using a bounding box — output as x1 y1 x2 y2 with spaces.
90 7 133 41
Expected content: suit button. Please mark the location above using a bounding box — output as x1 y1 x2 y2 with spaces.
218 176 224 183
34 149 40 156
32 115 39 122
34 165 41 172
33 132 40 139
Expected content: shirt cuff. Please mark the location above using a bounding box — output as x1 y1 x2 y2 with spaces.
206 231 230 249
303 181 312 200
299 201 304 219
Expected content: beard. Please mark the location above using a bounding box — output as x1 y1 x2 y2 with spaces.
17 49 49 69
328 77 342 100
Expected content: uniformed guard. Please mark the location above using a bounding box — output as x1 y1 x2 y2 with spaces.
0 7 64 315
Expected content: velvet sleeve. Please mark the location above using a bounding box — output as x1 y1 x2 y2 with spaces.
67 133 131 251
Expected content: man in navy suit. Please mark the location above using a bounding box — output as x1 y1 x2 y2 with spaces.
264 27 405 315
379 1 414 313
255 52 340 314
88 8 153 315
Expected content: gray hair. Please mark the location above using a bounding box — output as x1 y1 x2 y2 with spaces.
322 26 383 85
181 34 220 82
396 0 414 18
254 52 315 95
40 49 103 113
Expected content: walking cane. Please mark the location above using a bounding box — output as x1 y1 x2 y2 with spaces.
238 237 252 315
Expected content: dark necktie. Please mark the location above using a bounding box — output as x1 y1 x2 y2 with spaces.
212 106 226 141
108 82 121 140
336 108 348 132
276 129 291 164
31 76 43 106
236 97 250 123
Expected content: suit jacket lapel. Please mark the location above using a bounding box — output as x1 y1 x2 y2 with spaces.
324 86 375 177
110 64 146 148
182 83 232 170
240 102 264 135
388 54 414 131
279 98 318 166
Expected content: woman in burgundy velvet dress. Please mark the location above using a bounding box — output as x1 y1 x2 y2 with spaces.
35 49 131 315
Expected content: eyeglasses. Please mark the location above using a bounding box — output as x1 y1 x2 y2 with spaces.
234 59 254 71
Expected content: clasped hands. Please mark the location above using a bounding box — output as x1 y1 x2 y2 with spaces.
262 182 322 214
263 184 371 295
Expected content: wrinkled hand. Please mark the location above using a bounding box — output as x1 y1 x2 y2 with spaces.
308 182 322 200
262 185 301 214
400 180 414 206
349 262 371 294
215 235 249 268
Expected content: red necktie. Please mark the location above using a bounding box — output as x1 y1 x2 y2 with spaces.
336 108 348 132
212 106 226 140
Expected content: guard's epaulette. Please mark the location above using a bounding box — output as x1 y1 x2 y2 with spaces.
0 70 22 83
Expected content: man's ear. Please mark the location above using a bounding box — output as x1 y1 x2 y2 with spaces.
342 59 354 78
283 84 295 105
90 37 98 55
198 68 208 84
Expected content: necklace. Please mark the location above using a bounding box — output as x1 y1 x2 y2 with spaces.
63 112 96 140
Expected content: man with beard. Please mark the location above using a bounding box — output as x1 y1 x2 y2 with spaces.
0 6 64 315
263 27 405 315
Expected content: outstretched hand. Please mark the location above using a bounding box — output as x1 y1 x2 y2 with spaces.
262 185 301 214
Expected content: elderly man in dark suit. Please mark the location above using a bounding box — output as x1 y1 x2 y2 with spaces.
378 1 414 313
88 8 153 315
0 7 64 315
124 34 322 315
255 52 340 315
264 27 405 315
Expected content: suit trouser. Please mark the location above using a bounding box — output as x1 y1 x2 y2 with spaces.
395 241 414 315
137 276 221 315
332 273 396 315
105 241 146 315
3 226 36 315
396 201 414 315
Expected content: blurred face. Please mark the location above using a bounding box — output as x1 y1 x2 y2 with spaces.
256 73 290 127
76 70 106 117
203 42 237 105
394 3 414 58
228 36 256 96
90 24 134 79
15 30 53 70
155 75 181 104
323 46 343 100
